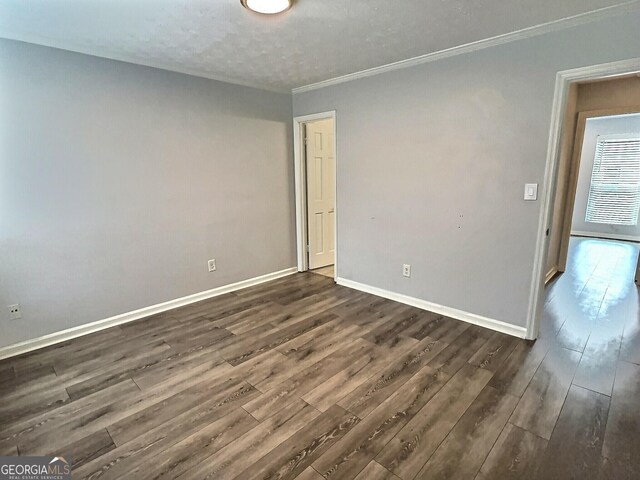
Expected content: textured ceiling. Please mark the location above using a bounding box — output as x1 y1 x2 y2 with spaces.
0 0 637 92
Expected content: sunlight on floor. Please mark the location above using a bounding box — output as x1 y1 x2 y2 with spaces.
544 236 640 354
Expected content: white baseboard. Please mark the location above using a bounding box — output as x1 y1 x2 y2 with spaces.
545 267 560 284
336 277 528 339
0 267 297 361
571 231 640 243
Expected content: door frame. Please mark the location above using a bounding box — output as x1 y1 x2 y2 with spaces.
293 111 338 279
526 57 640 340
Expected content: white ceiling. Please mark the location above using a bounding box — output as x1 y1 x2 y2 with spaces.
0 0 636 92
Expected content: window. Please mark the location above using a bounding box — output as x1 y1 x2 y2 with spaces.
585 134 640 226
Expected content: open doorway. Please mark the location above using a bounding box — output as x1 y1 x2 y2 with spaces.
546 100 640 281
293 112 337 281
545 109 640 348
527 62 640 342
534 72 640 395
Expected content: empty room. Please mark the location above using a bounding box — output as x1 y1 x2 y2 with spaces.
1 1 640 479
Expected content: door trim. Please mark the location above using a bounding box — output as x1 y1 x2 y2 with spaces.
293 111 337 279
526 57 640 340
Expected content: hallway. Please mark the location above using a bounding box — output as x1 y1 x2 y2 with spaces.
544 236 639 366
536 236 640 478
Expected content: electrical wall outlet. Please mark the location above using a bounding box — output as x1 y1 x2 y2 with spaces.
8 304 21 320
403 264 411 278
208 259 216 272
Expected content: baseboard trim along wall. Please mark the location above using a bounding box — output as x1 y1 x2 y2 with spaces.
336 277 528 339
545 267 560 284
0 267 298 361
571 231 640 243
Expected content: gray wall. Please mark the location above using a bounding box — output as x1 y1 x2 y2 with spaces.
0 39 295 348
293 11 640 328
572 114 640 239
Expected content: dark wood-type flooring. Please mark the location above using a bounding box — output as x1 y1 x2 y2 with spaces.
1 236 639 479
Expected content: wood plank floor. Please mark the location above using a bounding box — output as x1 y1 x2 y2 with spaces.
310 265 335 279
1 236 639 479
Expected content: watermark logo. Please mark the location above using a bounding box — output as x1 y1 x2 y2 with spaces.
0 456 71 480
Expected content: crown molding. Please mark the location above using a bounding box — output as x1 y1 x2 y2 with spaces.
292 1 640 94
2 2 638 96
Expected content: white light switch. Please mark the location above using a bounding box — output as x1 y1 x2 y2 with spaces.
524 184 538 201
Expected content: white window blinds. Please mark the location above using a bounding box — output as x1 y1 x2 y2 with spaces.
585 134 640 226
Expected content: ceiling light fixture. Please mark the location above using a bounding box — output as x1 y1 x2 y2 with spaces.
240 0 293 15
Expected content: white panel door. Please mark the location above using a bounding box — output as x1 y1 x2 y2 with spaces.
305 118 335 270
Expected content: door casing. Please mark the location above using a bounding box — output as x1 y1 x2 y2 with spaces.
526 57 640 340
293 111 338 279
